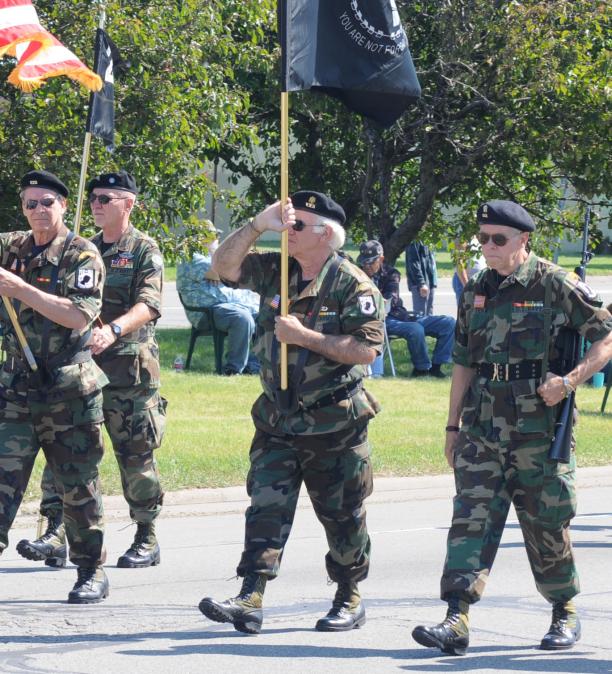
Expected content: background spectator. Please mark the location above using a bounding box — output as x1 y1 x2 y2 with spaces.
406 241 437 315
177 229 260 375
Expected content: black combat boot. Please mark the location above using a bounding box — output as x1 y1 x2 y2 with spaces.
315 580 366 631
429 363 448 378
67 566 109 604
540 600 581 650
412 598 470 655
117 521 160 568
16 514 67 568
199 573 267 634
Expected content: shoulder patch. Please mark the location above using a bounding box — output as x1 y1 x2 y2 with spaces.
358 295 377 315
357 281 373 292
151 254 164 269
79 250 97 260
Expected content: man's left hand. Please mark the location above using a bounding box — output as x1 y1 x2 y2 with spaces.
537 372 567 407
90 325 117 355
274 314 306 346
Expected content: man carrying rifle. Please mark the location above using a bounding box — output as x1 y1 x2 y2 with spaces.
412 200 612 655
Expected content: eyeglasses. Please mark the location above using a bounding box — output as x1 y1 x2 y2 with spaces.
88 194 129 205
24 197 58 210
291 219 320 232
477 232 521 247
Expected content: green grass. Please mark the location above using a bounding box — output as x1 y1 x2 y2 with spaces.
23 328 612 501
165 249 612 282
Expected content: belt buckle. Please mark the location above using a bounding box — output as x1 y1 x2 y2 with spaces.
491 363 501 381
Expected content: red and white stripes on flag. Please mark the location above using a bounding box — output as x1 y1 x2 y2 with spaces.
0 0 101 91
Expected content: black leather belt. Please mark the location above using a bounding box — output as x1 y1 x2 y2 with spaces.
308 383 362 410
474 361 542 381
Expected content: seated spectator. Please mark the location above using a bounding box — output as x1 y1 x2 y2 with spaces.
452 236 486 305
405 240 437 315
358 241 455 378
177 228 260 375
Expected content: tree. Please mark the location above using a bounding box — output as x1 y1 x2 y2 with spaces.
0 0 275 259
221 1 610 264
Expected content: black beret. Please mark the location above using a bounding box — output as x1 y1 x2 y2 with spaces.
87 170 138 194
357 240 384 265
477 200 535 232
292 190 346 226
20 170 68 198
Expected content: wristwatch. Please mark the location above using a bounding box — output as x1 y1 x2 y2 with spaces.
109 322 122 340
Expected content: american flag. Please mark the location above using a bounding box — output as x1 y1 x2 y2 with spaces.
0 0 101 91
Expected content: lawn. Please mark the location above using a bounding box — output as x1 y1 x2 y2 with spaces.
23 328 612 501
164 247 612 282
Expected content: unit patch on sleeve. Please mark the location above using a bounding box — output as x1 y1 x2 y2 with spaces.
76 269 96 290
358 295 376 315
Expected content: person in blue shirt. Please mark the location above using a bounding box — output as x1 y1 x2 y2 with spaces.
177 231 260 375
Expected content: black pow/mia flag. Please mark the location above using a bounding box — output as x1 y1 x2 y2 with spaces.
86 29 125 150
279 0 421 127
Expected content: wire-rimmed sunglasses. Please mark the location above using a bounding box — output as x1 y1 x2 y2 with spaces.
88 194 129 205
476 232 521 247
291 219 320 232
24 197 59 210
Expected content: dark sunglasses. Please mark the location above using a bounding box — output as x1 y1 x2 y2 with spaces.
477 232 520 247
88 193 128 205
25 197 58 210
291 219 320 232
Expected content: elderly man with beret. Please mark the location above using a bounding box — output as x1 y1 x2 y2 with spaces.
18 170 166 572
198 191 384 634
412 200 612 654
0 170 109 602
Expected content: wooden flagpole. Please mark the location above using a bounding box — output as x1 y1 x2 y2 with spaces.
280 91 289 388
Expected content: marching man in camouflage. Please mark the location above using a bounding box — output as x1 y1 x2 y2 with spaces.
0 170 109 603
412 200 612 654
198 191 384 634
18 170 166 570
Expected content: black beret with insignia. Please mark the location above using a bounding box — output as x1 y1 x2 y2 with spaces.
477 200 535 232
292 190 346 226
20 170 68 198
87 170 138 194
357 240 384 265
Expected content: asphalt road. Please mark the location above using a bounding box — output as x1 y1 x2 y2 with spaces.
2 467 611 674
160 275 612 329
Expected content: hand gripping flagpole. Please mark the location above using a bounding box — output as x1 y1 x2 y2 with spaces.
1 297 37 371
73 4 107 236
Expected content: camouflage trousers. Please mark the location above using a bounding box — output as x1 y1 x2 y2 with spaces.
237 423 373 583
40 386 166 524
0 392 105 567
441 431 579 605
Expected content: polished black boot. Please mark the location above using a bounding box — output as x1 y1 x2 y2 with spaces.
540 600 581 650
199 573 267 634
67 567 109 604
412 598 470 655
315 580 366 632
117 522 160 568
16 514 67 568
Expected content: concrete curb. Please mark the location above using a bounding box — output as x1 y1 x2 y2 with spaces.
14 465 612 529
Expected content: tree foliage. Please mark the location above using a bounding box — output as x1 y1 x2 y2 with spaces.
222 0 610 264
0 0 275 259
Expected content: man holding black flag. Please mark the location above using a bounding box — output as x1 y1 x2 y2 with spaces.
412 200 612 655
198 192 384 634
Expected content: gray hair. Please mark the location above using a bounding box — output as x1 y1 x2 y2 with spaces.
314 217 346 251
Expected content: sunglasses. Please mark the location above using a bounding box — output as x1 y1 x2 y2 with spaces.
477 232 521 247
24 197 58 210
88 194 129 205
291 219 320 232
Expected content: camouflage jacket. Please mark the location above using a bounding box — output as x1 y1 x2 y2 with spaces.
91 225 163 390
0 227 108 402
230 251 384 435
454 252 612 441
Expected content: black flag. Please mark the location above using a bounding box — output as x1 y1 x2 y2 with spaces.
86 29 124 150
280 0 421 127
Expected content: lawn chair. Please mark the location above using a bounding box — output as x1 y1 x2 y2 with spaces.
177 292 227 374
601 362 611 414
382 298 396 377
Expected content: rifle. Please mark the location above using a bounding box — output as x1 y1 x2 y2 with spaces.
548 206 593 462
